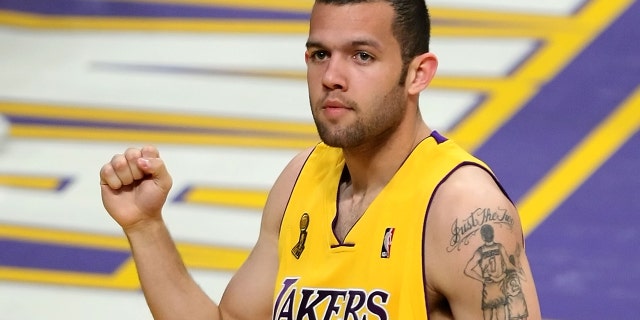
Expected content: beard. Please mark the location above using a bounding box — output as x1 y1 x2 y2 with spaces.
311 84 407 148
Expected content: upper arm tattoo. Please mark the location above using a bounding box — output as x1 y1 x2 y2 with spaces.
447 207 514 253
448 207 530 320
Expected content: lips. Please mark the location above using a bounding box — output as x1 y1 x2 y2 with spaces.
324 104 347 110
321 100 352 120
322 95 358 111
322 98 349 110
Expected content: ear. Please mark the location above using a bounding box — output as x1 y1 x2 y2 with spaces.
406 52 438 95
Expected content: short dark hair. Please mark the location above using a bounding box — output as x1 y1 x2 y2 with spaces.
481 224 494 243
314 0 431 83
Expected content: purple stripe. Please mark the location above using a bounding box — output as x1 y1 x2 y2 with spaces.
91 61 306 81
0 0 309 20
56 177 72 191
527 131 640 319
172 186 193 203
0 239 130 274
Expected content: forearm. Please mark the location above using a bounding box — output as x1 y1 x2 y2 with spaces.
125 219 221 320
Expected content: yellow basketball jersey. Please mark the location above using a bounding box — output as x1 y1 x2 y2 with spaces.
273 132 491 319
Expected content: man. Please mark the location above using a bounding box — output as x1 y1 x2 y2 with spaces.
99 0 541 319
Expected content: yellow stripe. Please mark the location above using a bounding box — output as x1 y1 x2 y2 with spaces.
0 266 137 289
450 0 634 151
519 87 640 235
432 7 571 27
10 125 317 149
0 174 66 190
178 242 247 271
183 187 268 209
432 9 576 38
113 0 313 11
434 25 570 38
433 77 509 93
105 258 140 288
0 224 130 249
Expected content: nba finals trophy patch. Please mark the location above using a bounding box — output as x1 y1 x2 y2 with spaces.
291 213 309 259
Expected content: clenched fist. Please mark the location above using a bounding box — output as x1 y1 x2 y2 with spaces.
99 146 173 231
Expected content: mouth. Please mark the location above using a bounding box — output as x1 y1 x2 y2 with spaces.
322 98 351 110
319 98 353 120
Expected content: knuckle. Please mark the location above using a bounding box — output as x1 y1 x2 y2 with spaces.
112 158 129 171
124 147 141 161
142 145 159 157
100 164 114 177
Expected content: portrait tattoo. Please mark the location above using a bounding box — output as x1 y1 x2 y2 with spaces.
463 224 529 320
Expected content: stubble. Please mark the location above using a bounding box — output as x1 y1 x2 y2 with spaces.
312 84 407 149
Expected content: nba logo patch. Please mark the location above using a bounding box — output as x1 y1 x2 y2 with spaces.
380 227 395 258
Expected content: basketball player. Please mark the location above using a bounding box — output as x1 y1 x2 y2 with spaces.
99 0 541 319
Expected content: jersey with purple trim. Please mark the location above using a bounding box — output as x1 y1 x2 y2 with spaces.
273 132 492 319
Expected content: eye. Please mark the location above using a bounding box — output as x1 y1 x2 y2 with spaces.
309 50 329 62
354 51 374 63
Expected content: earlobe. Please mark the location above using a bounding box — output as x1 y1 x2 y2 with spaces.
407 52 438 95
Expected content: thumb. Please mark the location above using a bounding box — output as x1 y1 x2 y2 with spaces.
137 157 173 191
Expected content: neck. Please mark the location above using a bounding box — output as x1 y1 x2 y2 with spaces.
341 117 431 196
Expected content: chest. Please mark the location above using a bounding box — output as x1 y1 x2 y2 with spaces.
333 185 378 243
275 197 429 319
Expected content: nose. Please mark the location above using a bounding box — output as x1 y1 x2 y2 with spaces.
322 58 347 91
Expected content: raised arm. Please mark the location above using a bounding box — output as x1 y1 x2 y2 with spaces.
424 165 541 320
99 145 311 320
100 146 220 319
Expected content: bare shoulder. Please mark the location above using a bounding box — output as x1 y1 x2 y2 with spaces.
261 146 315 232
426 164 516 237
424 164 541 319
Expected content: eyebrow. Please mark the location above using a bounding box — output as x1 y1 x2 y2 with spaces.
305 38 383 51
305 40 322 49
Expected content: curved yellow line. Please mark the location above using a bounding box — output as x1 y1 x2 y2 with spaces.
519 87 640 235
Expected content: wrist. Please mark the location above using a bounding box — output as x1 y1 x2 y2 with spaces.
122 216 166 239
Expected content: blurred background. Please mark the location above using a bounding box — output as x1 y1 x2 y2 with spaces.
0 0 638 319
